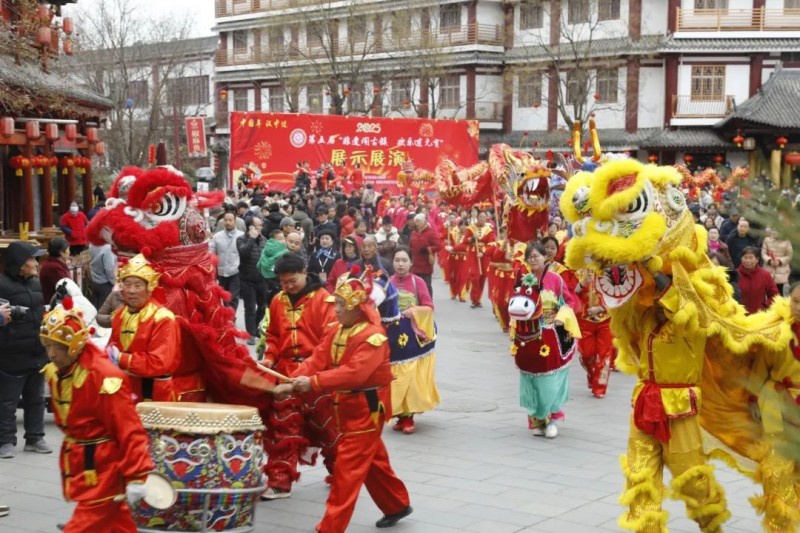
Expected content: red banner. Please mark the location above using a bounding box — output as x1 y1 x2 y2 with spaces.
229 112 480 193
185 117 207 157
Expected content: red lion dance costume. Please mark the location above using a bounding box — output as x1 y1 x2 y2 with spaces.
87 166 275 410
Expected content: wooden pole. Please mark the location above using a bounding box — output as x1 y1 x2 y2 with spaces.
22 144 34 228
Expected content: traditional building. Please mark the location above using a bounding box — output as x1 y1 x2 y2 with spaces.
0 0 110 234
212 0 800 183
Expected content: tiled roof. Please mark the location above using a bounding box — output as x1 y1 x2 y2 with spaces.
505 35 662 63
660 37 800 53
479 127 731 152
0 54 111 110
78 36 219 66
716 68 800 129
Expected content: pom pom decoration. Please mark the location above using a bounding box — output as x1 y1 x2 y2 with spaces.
62 296 74 311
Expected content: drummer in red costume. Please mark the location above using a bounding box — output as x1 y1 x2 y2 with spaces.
40 299 154 533
446 220 470 301
574 268 614 398
107 254 181 403
487 239 516 333
462 211 496 308
277 266 412 533
261 253 338 500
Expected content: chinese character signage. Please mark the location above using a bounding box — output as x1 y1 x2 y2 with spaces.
185 117 207 157
229 112 480 193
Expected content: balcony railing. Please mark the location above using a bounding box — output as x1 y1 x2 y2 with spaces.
217 0 320 17
671 95 734 119
676 7 800 32
216 24 503 67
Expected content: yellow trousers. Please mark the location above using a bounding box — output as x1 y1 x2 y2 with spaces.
751 443 800 533
619 416 730 533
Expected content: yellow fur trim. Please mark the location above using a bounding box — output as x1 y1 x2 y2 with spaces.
587 159 646 220
618 510 669 533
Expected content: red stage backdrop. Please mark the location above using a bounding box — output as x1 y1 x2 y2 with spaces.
229 112 480 193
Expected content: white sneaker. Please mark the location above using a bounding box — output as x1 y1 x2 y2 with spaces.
531 425 546 437
260 487 291 500
544 423 558 439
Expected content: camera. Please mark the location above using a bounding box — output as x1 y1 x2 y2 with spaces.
0 298 29 321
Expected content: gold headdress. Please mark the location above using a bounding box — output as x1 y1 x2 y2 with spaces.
334 265 374 311
118 253 160 291
40 297 91 358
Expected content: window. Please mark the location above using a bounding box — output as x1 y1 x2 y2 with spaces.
785 0 800 8
391 13 411 40
308 22 326 49
694 0 728 8
349 15 366 44
440 4 460 30
307 84 322 113
567 0 589 24
518 73 542 108
233 89 249 111
268 27 284 51
690 65 725 100
269 88 284 112
127 80 149 106
595 68 618 103
519 3 543 30
392 80 412 108
167 75 210 107
233 30 248 51
439 75 460 108
599 0 621 20
566 70 588 106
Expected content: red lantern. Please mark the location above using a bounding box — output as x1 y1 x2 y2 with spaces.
733 134 745 147
343 87 350 96
148 144 156 164
85 127 98 143
63 38 73 56
373 86 380 95
713 154 724 164
777 136 788 149
61 157 74 175
648 154 658 163
593 93 601 101
785 152 800 169
44 123 58 141
219 88 228 101
402 100 410 108
65 124 77 141
62 17 74 35
35 155 46 174
25 121 40 140
95 142 106 156
533 101 541 108
36 27 51 48
0 117 13 136
683 154 693 164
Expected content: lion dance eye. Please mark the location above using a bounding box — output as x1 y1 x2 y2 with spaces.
152 193 183 218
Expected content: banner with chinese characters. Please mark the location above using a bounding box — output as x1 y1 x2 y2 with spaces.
185 117 207 157
229 112 480 193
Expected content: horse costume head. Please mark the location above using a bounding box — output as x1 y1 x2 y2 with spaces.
88 166 224 255
508 272 543 338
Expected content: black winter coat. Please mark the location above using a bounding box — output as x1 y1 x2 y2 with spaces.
237 234 267 282
0 251 47 374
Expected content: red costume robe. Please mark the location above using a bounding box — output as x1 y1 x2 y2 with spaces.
487 243 514 332
575 270 614 398
294 319 410 533
109 298 181 403
446 228 469 301
44 343 154 533
461 223 496 306
262 285 338 491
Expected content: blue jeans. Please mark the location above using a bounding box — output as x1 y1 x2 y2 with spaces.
0 368 45 446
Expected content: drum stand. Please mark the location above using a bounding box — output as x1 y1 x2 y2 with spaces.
137 484 266 533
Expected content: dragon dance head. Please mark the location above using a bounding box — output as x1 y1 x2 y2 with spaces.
561 158 698 308
490 144 550 213
88 166 224 255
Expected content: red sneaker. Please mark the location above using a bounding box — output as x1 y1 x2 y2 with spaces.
402 415 415 434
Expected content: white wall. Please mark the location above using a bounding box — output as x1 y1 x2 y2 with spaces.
512 70 547 131
642 0 669 35
476 1 504 26
638 65 665 129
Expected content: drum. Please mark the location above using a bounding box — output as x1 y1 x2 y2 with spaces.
132 402 266 532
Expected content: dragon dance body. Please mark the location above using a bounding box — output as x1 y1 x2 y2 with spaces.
560 157 798 533
87 167 275 412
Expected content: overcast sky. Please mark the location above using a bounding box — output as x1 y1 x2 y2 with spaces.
72 0 217 37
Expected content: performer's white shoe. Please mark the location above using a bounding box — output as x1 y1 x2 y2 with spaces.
544 423 558 439
261 487 291 500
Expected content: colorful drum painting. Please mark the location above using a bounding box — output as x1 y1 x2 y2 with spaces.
132 402 266 532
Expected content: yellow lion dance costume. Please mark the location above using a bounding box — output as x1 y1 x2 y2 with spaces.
561 158 799 533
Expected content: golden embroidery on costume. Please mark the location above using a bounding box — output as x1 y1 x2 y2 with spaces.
99 377 123 395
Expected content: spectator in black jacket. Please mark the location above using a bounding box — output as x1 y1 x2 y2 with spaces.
0 242 51 459
719 209 741 242
726 217 761 268
262 203 285 238
237 219 269 344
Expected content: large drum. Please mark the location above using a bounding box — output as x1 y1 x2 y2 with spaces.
132 402 266 532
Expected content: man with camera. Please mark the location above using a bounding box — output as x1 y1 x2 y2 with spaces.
0 241 52 458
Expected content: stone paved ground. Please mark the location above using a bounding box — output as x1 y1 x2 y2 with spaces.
0 275 763 532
